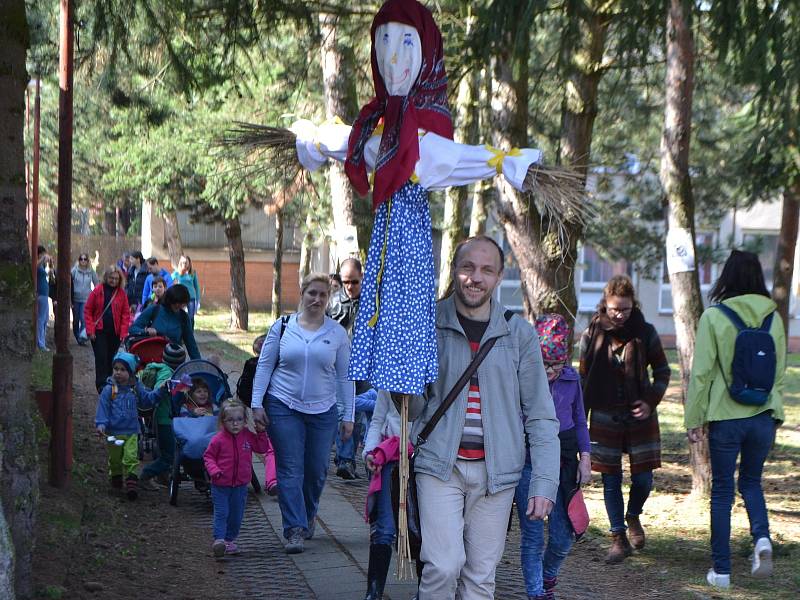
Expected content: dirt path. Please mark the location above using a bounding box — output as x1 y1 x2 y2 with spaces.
31 340 312 600
31 332 798 599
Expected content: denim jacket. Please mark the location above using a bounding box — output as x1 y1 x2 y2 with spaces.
410 296 560 501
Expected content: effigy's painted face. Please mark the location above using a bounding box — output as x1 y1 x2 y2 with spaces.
375 22 422 96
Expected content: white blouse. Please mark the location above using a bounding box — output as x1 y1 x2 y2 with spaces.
290 118 542 193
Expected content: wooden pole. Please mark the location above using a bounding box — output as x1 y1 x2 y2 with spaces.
395 393 413 580
51 0 74 488
32 79 41 344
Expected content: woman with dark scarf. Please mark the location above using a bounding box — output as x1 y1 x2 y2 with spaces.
579 275 670 565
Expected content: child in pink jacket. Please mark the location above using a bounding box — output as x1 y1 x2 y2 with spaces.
203 399 269 557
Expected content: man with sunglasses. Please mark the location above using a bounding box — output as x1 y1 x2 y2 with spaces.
328 257 371 480
71 253 99 345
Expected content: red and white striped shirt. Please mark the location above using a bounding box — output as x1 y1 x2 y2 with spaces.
458 340 485 460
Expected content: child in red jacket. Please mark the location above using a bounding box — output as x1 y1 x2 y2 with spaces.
203 399 269 557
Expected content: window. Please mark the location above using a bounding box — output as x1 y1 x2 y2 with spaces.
659 231 715 313
582 246 616 285
578 245 631 311
497 236 523 310
741 232 779 288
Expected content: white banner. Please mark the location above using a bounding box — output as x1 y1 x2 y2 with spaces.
335 225 360 258
666 227 696 275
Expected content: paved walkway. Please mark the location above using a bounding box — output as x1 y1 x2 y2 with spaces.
249 456 420 599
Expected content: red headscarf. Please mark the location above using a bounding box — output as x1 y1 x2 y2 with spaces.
345 0 453 210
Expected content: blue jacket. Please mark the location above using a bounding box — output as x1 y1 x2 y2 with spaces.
141 269 173 305
129 304 201 359
37 264 49 297
95 379 163 435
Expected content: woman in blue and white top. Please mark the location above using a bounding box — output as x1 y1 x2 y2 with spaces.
252 272 354 555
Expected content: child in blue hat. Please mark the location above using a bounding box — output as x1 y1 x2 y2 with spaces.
95 351 164 500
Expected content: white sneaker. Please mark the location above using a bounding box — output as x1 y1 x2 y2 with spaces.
706 568 730 588
751 537 773 578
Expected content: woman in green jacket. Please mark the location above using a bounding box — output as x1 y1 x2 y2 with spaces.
172 255 201 330
686 250 785 589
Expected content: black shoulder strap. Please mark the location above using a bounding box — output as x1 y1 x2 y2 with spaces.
416 310 514 448
274 315 290 368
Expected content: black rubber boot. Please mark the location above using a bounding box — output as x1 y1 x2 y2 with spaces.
363 544 392 600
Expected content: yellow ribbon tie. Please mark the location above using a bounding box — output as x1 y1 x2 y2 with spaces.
322 115 347 126
485 145 522 175
367 198 393 328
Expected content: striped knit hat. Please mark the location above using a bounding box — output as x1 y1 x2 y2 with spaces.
162 343 186 369
535 313 570 363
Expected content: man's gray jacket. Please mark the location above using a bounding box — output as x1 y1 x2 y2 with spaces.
410 295 560 502
327 290 360 337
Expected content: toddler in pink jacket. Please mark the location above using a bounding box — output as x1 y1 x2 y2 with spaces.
204 399 270 557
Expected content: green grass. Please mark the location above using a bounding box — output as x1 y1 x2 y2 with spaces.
193 309 275 334
575 347 800 599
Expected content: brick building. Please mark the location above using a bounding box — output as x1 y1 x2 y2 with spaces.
141 202 328 310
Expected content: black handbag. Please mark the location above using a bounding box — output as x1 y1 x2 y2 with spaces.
390 314 511 559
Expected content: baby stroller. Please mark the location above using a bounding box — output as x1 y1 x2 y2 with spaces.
127 336 170 462
167 359 262 505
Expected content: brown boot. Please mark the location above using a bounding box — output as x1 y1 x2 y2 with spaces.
626 515 645 549
605 531 633 564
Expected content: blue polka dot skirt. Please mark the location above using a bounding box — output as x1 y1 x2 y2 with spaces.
348 182 438 394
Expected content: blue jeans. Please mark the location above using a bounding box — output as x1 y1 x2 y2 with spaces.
709 411 775 574
335 410 367 466
187 299 197 330
142 424 175 478
515 460 574 596
602 470 653 532
210 484 248 541
267 395 339 538
36 295 50 349
72 301 86 342
370 462 397 546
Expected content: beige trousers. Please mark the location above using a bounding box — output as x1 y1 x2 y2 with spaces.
416 459 515 599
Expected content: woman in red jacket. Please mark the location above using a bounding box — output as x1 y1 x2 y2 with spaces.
85 266 131 392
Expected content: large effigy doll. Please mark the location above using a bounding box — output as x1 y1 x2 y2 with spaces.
287 0 568 396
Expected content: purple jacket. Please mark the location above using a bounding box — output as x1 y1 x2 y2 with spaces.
551 366 590 453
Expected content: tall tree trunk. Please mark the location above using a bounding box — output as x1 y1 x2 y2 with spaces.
773 185 799 340
547 1 610 324
118 197 132 234
489 4 533 314
162 210 183 270
439 13 480 296
271 210 284 320
491 2 609 327
0 498 13 600
224 216 248 331
103 208 116 236
492 3 610 322
319 13 362 259
660 0 709 495
469 181 490 237
0 1 37 596
470 70 492 238
299 205 315 287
